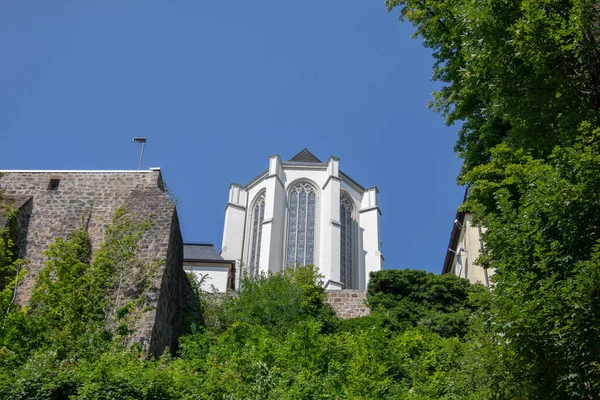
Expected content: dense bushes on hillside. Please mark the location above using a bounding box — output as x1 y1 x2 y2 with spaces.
0 211 492 399
2 201 593 398
367 269 487 337
1 205 595 398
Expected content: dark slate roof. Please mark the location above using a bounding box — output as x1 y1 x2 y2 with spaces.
288 149 322 163
183 243 224 261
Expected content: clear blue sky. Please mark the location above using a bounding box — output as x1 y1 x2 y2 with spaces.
0 1 464 274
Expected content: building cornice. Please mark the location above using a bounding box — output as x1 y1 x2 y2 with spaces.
359 206 382 215
442 188 470 275
265 174 285 189
339 170 366 192
441 210 465 275
282 162 327 169
322 175 341 190
244 169 269 190
324 279 344 290
224 202 246 212
0 169 158 173
184 259 236 265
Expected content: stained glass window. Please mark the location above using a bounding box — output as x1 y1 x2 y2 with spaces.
249 193 265 275
286 183 316 268
340 195 354 288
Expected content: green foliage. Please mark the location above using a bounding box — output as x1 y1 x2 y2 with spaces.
30 227 93 333
0 201 28 359
0 223 23 320
0 200 24 310
388 0 600 396
368 269 486 337
85 207 159 338
463 136 600 396
215 265 338 336
162 266 490 399
387 0 599 174
0 244 495 399
0 206 172 396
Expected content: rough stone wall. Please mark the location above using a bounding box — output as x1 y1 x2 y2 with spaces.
326 290 370 319
0 195 32 254
148 208 191 358
0 170 189 357
0 171 161 303
14 197 33 255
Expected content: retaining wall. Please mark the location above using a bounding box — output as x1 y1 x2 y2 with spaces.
326 289 370 319
0 170 191 357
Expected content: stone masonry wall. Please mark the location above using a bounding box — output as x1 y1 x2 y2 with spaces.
0 170 162 303
0 170 190 357
0 195 32 255
148 208 191 358
326 290 370 319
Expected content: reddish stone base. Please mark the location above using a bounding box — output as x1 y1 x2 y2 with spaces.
326 290 370 319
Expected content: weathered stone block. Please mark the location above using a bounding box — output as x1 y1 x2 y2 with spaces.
0 170 191 357
326 289 370 319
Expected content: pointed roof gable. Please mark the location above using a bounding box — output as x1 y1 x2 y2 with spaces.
288 148 322 163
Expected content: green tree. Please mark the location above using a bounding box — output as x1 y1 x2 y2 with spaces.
367 269 486 337
213 265 338 336
387 0 599 173
464 141 600 396
0 178 25 318
388 0 600 396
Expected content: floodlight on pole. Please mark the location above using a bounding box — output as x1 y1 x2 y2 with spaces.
133 137 147 170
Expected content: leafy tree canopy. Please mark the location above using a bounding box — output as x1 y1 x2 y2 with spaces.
387 0 600 173
388 0 600 396
367 269 486 337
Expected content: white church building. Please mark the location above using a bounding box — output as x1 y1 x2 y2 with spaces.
221 149 383 290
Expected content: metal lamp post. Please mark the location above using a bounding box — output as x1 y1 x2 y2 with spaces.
133 137 147 170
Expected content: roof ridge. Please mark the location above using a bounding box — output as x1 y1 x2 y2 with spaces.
288 148 322 163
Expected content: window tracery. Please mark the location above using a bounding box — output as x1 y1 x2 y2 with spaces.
340 195 354 288
286 182 316 268
249 193 265 275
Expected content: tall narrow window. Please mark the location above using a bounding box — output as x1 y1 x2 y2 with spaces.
286 183 316 268
340 195 354 288
249 193 265 275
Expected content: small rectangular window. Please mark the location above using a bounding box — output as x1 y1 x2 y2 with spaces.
48 179 60 191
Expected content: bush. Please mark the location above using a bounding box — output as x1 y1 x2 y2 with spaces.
367 269 487 337
212 265 338 336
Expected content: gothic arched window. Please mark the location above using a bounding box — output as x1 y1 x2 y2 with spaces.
249 193 265 275
286 182 316 268
340 195 354 288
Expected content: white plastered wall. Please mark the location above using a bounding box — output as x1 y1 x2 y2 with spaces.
244 179 268 274
319 158 341 286
341 180 366 289
261 155 286 273
359 187 383 289
221 183 247 283
184 264 230 292
221 153 383 290
450 213 493 286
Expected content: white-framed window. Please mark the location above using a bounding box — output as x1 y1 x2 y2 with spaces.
286 182 317 268
340 194 355 289
456 243 463 276
249 193 265 275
